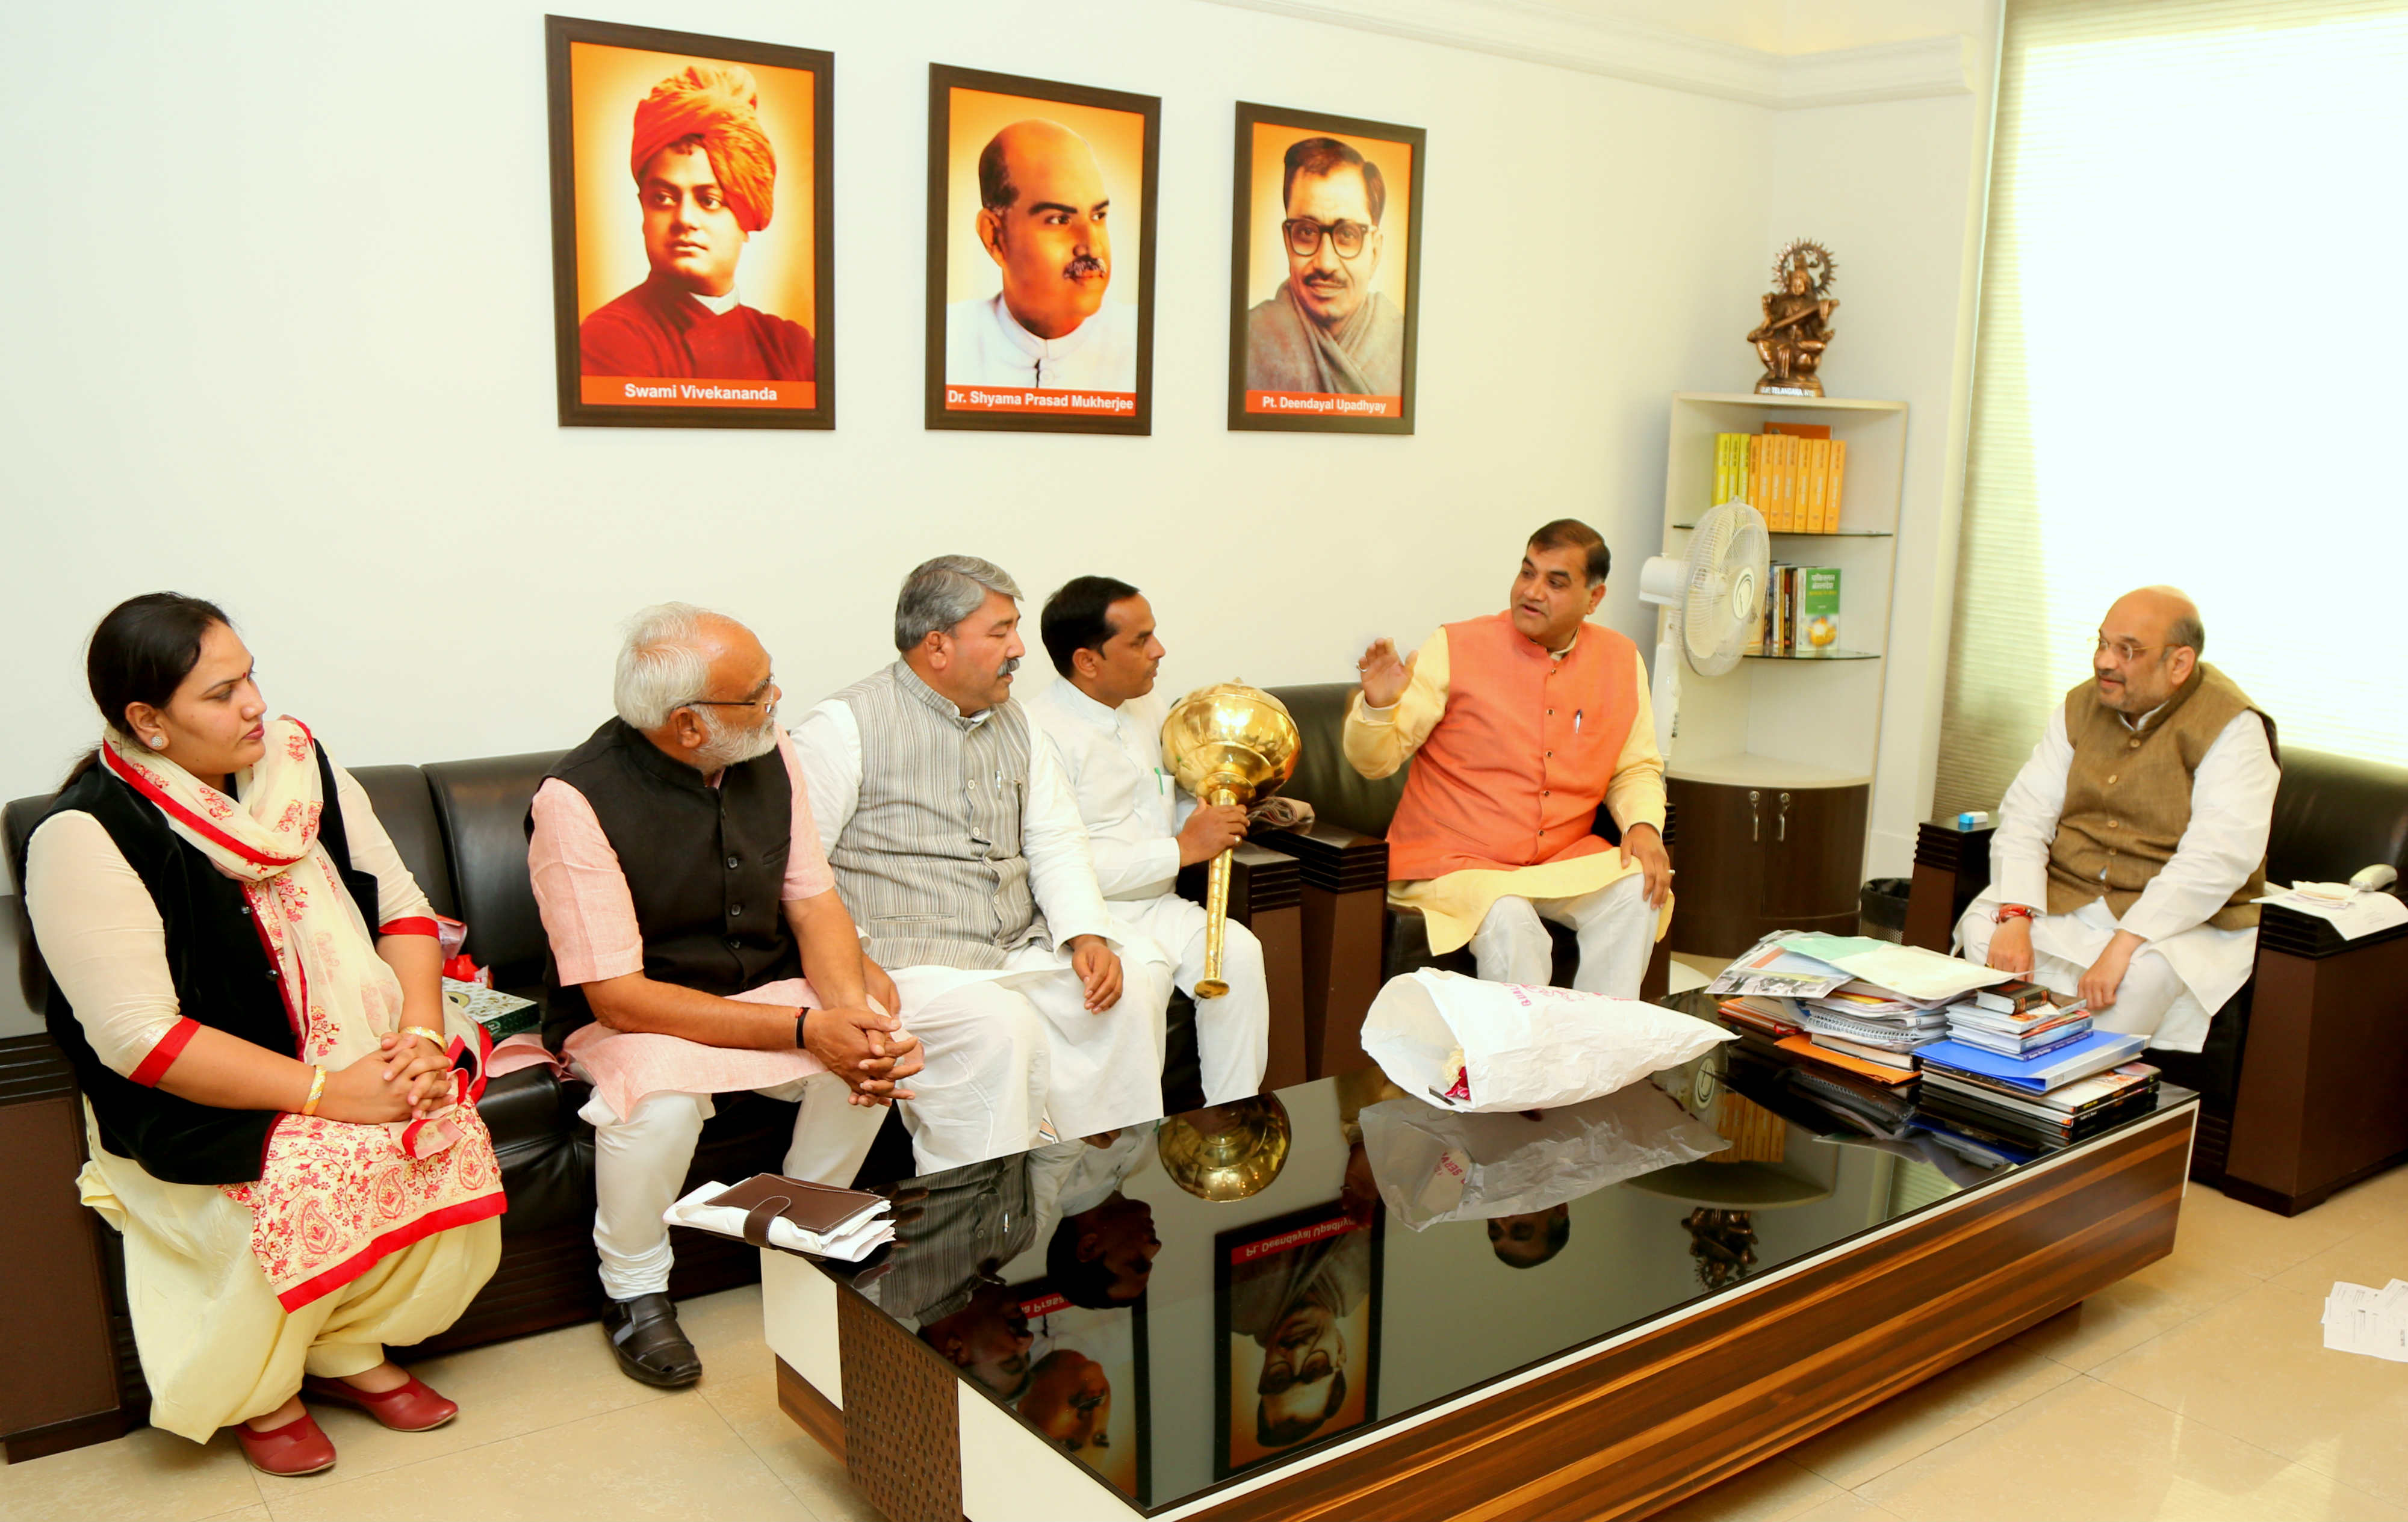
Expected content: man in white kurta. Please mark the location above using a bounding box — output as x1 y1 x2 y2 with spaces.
1954 589 2277 1053
793 555 1172 1173
1029 578 1270 1106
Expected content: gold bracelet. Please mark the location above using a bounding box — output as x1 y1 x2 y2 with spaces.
300 1064 327 1117
400 1026 447 1048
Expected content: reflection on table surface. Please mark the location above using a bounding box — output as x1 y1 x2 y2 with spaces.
819 996 2189 1513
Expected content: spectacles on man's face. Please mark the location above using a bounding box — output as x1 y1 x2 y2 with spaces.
2093 637 2159 664
1283 217 1373 259
685 679 781 714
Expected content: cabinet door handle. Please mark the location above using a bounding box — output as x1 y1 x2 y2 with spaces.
1778 791 1791 843
1748 789 1761 843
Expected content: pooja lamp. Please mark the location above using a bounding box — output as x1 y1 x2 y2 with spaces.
1156 1095 1293 1201
1159 682 1301 997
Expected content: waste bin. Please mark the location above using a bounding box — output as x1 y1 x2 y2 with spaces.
1858 877 1911 942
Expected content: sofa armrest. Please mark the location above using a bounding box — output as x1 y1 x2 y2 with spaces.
1 896 45 1042
1904 821 1994 952
2221 900 2408 1214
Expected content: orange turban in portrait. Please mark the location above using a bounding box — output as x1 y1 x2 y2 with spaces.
629 64 777 234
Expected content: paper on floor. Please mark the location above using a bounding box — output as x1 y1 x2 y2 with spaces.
2321 1278 2408 1361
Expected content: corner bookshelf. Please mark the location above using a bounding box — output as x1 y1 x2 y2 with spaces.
1654 390 1908 952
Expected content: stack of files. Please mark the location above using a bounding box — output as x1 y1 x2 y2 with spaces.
1772 1032 1917 1088
1916 1053 2158 1153
1943 995 2094 1058
1801 984 1950 1072
1727 1035 1913 1133
1918 1030 2147 1095
1716 994 1806 1041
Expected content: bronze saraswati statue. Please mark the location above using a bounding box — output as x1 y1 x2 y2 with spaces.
1748 238 1839 396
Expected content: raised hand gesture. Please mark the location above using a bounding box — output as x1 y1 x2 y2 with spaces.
1356 638 1417 710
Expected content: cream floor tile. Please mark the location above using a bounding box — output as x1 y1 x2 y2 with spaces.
1788 1494 1905 1522
2007 1239 2261 1372
1856 1375 2401 1522
265 1313 674 1495
2173 1184 2365 1281
196 1508 271 1522
700 1368 882 1522
681 1282 775 1381
1784 1341 2079 1490
2092 1278 2408 1505
1645 1456 1853 1522
2309 1162 2408 1238
262 1390 808 1522
0 1426 262 1522
2267 1213 2408 1301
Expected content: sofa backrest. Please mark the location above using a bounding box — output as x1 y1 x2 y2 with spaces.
1265 682 1409 839
349 764 457 920
1 795 43 896
2268 746 2408 888
423 751 564 991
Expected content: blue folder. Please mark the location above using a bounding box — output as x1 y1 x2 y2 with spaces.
1916 1031 2147 1093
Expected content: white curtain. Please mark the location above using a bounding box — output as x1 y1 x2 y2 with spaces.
1937 0 2408 815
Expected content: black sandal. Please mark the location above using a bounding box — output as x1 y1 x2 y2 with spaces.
601 1292 703 1388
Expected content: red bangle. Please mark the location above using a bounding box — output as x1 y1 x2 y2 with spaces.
1993 904 2036 924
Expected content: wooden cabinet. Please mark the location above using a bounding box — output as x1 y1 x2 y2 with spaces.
1666 776 1869 955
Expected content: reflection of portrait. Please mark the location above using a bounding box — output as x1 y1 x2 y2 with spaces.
579 64 812 382
1232 1228 1368 1450
1244 137 1402 398
1021 1347 1111 1453
1007 1276 1150 1501
546 17 833 428
946 120 1137 391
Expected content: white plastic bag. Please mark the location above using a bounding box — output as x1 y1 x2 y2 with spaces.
1358 1084 1732 1231
1359 969 1733 1113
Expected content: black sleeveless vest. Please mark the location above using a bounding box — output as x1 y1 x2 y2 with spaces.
532 719 799 1051
32 745 380 1186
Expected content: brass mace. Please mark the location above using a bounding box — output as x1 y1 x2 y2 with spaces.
1156 1095 1293 1201
1159 682 1301 998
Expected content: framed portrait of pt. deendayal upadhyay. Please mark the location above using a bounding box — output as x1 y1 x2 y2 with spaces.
1227 102 1424 435
546 15 835 428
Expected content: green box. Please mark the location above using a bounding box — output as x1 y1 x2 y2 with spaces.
1799 567 1840 652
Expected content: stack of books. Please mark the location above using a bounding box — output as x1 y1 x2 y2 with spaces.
1938 978 2093 1058
1799 985 1950 1074
1913 1029 2156 1153
1711 427 1850 532
1752 565 1842 655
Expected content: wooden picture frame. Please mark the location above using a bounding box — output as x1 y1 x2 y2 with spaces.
1227 102 1425 435
545 15 835 429
1212 1200 1384 1480
925 64 1159 435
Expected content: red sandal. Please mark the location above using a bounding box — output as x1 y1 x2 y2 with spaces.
299 1372 459 1432
233 1410 337 1476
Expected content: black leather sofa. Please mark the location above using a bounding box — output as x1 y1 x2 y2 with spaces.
1904 745 2408 1214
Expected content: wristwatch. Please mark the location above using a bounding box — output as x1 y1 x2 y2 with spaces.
1993 903 2036 925
793 1009 810 1048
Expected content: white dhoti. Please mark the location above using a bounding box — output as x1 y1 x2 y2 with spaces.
1953 889 2253 1053
1466 873 1658 997
1109 893 1270 1106
890 942 1173 1174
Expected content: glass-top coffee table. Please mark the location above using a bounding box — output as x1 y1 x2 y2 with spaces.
762 996 2197 1521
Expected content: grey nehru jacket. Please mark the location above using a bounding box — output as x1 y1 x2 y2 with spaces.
792 661 1117 973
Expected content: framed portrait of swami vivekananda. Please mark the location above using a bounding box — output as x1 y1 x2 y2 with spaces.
546 16 834 429
926 64 1159 435
1227 103 1424 435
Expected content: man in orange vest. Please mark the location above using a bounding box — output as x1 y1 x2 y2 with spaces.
1347 520 1672 995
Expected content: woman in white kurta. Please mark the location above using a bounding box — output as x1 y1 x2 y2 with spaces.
22 595 501 1475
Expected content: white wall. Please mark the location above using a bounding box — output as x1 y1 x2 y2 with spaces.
0 0 1774 805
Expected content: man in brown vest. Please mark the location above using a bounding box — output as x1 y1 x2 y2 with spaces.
1347 521 1672 997
1955 588 2278 1051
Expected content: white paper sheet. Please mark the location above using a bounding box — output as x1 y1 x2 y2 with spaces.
2254 885 2408 941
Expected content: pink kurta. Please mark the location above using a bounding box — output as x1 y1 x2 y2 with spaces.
526 729 836 1121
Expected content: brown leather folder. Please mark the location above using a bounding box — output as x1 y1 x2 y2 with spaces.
705 1174 887 1251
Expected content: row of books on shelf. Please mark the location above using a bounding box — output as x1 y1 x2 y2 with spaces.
1716 974 2160 1157
1754 564 1841 654
1711 426 1849 533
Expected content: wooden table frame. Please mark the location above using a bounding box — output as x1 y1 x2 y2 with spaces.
766 1099 2195 1521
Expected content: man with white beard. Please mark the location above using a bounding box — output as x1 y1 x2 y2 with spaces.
527 604 921 1388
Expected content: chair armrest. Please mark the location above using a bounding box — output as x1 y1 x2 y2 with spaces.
1249 823 1389 892
1904 821 1994 952
1175 842 1305 921
1 896 48 1043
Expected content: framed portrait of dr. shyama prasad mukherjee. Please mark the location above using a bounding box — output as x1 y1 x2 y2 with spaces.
545 16 835 429
926 64 1159 436
1227 103 1424 436
1213 1200 1383 1480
